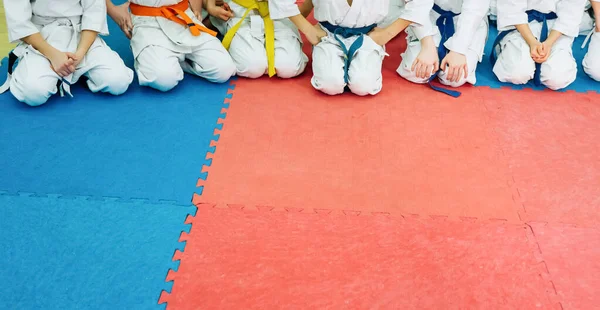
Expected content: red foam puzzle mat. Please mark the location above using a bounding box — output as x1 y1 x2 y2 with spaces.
167 33 600 308
196 38 522 221
484 90 600 226
161 205 554 309
529 223 600 309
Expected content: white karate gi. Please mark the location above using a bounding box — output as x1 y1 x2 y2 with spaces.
580 1 595 34
583 0 600 81
271 0 432 96
130 0 236 91
1 0 133 106
210 1 308 79
493 0 587 90
398 0 490 87
490 0 498 22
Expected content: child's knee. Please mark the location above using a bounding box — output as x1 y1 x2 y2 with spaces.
540 58 577 91
438 72 468 88
348 75 382 96
137 64 182 92
583 33 600 82
94 66 134 95
235 56 267 79
583 57 600 82
493 53 535 85
209 58 237 83
311 71 345 95
274 53 307 79
10 74 55 107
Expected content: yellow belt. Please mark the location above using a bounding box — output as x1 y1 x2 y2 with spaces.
222 0 276 77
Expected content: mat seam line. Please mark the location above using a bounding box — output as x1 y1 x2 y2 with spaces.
157 77 238 308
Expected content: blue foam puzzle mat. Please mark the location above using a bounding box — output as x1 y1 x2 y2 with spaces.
0 192 195 309
475 24 600 93
0 18 233 204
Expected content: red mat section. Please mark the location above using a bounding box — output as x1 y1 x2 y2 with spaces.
484 90 600 226
196 35 521 221
164 29 600 309
530 223 600 309
160 206 552 309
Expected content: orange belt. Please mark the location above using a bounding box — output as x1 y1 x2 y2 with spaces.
129 1 217 37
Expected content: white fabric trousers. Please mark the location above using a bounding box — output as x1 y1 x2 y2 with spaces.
215 15 308 79
398 18 488 88
492 23 577 90
134 35 236 92
5 20 133 106
311 29 387 96
583 32 600 81
132 12 236 92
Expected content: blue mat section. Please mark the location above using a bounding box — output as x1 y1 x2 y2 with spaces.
0 18 232 204
475 24 600 93
0 192 195 309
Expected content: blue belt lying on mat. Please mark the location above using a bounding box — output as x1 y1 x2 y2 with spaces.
428 4 462 98
490 10 558 86
319 21 377 84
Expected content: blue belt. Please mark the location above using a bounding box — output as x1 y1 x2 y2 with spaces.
490 10 557 86
428 4 461 98
319 21 377 84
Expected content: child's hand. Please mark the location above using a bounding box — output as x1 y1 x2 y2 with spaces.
529 40 546 63
440 50 468 83
108 1 133 39
49 50 76 77
368 27 390 46
207 1 233 21
534 41 552 63
412 37 439 79
306 24 327 46
67 50 86 69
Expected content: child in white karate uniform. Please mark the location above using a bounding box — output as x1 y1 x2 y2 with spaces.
583 0 600 81
1 0 134 106
270 0 437 96
204 0 308 79
114 0 236 92
398 0 491 93
492 0 587 90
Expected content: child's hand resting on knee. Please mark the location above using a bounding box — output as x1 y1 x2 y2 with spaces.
440 51 468 83
412 36 439 79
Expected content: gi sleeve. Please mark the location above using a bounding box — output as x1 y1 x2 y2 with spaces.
401 0 434 40
554 0 587 37
4 0 38 43
497 0 527 31
269 0 301 20
445 0 491 55
81 0 109 35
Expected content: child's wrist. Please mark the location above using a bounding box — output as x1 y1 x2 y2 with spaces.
420 36 434 47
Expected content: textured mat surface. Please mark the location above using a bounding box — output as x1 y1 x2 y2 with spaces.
195 44 519 220
530 223 600 309
161 205 552 309
484 89 600 226
475 25 600 93
0 193 195 309
0 18 233 204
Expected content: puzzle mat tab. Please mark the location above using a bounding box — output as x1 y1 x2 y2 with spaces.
0 192 195 310
161 205 553 309
0 19 233 205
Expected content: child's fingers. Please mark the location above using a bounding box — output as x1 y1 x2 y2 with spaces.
463 64 468 79
440 58 448 71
